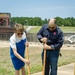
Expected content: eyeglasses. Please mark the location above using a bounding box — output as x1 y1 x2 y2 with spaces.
49 26 56 30
17 33 23 36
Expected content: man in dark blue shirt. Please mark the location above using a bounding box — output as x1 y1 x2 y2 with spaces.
37 18 64 75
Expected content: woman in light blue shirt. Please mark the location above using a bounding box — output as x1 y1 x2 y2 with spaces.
10 23 30 75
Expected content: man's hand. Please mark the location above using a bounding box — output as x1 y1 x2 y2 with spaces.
43 43 52 50
41 37 47 43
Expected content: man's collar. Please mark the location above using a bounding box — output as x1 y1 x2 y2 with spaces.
46 24 49 29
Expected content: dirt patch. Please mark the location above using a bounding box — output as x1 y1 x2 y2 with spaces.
0 41 75 50
0 41 43 48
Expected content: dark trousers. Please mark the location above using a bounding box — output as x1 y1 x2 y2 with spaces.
42 50 59 75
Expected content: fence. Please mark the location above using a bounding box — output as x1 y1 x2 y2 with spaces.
0 33 75 44
0 33 13 40
27 33 75 44
26 33 39 42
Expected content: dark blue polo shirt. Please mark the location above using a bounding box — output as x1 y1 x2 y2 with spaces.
37 24 64 50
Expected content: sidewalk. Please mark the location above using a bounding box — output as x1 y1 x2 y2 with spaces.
31 63 74 75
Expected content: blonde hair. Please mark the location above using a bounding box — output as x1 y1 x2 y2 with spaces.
14 23 24 33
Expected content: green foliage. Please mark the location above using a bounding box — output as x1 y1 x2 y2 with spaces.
55 17 75 26
11 17 46 26
11 16 75 26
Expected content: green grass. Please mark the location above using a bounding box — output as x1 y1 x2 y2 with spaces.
58 49 75 66
0 67 14 75
24 26 28 30
28 26 75 33
28 26 41 33
0 46 75 75
59 26 75 33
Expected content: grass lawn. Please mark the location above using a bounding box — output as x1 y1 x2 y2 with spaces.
28 26 75 33
29 26 41 33
0 46 75 75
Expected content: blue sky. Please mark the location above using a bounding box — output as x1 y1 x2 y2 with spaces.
0 0 75 19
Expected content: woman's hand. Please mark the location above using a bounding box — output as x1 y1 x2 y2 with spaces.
25 42 29 47
23 59 30 65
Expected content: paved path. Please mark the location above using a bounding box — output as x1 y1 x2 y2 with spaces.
31 63 74 75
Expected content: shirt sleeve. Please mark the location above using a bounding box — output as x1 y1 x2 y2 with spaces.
10 37 16 49
22 32 27 42
51 32 64 50
37 25 44 43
